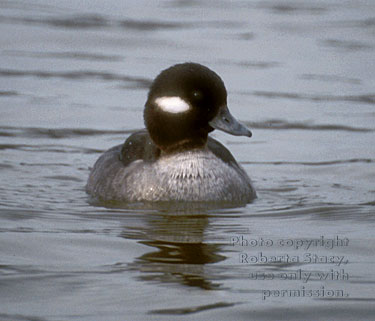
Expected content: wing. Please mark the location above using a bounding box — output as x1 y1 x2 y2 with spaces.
120 129 160 166
207 136 238 166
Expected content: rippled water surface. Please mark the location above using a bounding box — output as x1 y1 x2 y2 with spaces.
1 0 375 320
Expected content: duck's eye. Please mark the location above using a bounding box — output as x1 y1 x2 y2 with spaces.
191 90 203 101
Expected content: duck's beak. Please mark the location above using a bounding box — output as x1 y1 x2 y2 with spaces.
209 105 252 137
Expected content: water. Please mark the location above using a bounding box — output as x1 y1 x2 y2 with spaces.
1 0 375 320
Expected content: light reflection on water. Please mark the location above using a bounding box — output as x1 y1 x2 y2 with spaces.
1 0 375 320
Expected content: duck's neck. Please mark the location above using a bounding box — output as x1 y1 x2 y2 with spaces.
160 136 208 155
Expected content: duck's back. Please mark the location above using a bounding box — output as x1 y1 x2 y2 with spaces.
86 131 256 203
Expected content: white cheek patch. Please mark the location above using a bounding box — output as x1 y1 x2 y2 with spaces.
155 96 190 114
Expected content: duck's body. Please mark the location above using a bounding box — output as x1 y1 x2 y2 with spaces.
87 130 255 203
86 63 256 205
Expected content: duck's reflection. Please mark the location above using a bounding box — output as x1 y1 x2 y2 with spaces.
121 212 226 290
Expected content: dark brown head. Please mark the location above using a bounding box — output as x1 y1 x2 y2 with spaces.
144 63 251 152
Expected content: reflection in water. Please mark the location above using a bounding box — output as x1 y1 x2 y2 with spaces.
122 213 225 290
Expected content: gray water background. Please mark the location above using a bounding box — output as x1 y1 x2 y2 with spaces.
1 0 375 320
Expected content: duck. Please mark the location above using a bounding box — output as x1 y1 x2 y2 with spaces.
86 62 256 205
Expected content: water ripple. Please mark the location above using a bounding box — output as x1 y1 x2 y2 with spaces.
0 13 240 31
250 204 372 220
2 50 123 62
150 301 236 315
0 126 136 138
0 313 47 321
0 144 101 154
242 159 374 166
320 39 373 51
0 69 152 88
119 19 183 31
245 119 373 132
300 74 361 85
259 3 328 15
250 91 375 105
217 58 280 69
0 90 19 96
331 17 375 29
0 14 110 29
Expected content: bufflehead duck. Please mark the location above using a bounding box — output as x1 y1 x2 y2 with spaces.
86 63 256 204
